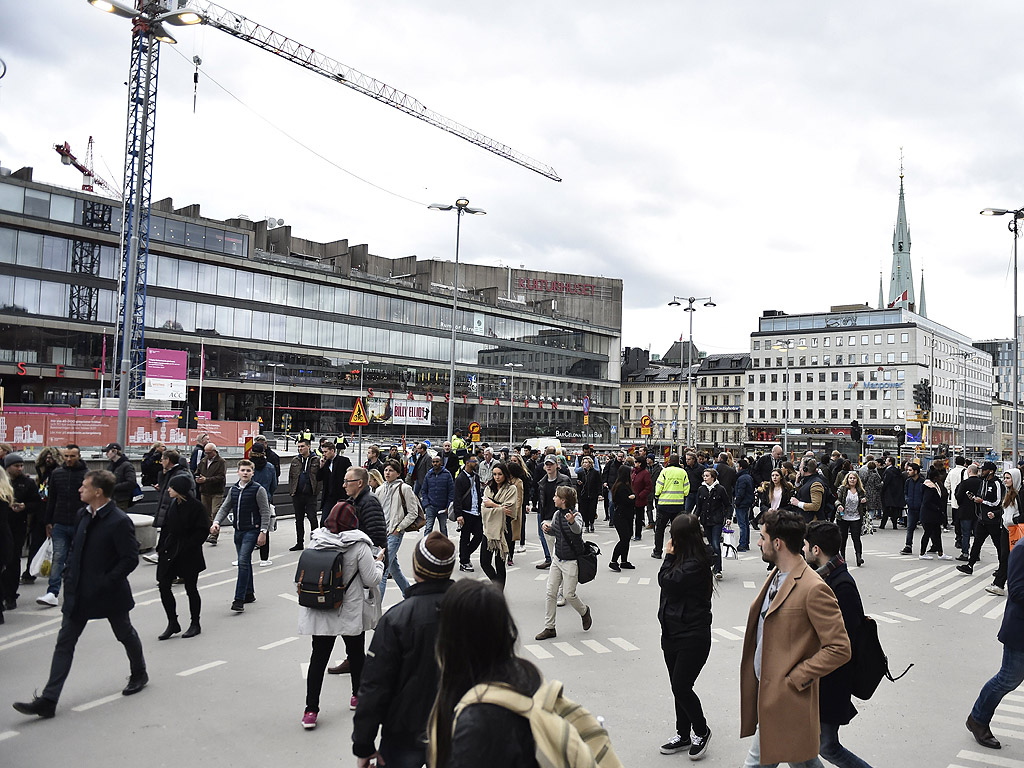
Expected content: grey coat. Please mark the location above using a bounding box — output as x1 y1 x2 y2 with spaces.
296 528 383 637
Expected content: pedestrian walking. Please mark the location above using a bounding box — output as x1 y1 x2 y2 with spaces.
196 442 226 545
652 454 691 559
504 454 529 559
375 459 419 598
156 474 207 640
694 468 730 580
900 463 924 555
919 464 953 561
631 460 653 541
575 456 602 533
299 501 385 728
420 453 455 537
739 509 851 767
13 470 148 718
835 471 867 567
288 438 321 551
608 465 636 572
803 522 874 768
251 443 278 567
480 461 517 589
958 462 1005 578
535 486 593 640
3 454 42 610
879 457 903 531
103 442 137 510
734 457 755 552
211 459 272 612
657 513 714 760
535 455 571 569
37 444 88 608
453 455 484 573
946 456 968 550
863 461 882 529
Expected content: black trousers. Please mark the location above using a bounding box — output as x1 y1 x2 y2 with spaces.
970 523 1009 587
158 572 201 624
459 514 483 565
920 523 943 556
42 611 146 702
2 512 26 602
292 492 318 543
306 633 365 711
663 637 711 738
653 504 683 557
579 498 598 527
480 545 506 588
880 505 902 529
634 504 647 539
837 517 863 561
612 507 634 564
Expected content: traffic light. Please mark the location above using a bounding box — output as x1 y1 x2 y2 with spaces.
850 420 862 442
913 379 931 412
922 380 932 411
895 428 905 446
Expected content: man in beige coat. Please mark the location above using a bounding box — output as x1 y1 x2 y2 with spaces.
739 510 851 767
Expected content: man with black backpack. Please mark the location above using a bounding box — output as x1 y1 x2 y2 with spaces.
792 459 832 523
804 522 874 768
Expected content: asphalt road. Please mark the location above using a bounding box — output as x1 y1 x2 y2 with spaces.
0 518 1019 768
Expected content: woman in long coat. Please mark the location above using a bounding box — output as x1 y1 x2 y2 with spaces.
156 474 209 640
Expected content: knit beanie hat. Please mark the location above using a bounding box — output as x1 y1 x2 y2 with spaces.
413 531 456 581
168 474 194 496
4 453 24 468
325 500 359 534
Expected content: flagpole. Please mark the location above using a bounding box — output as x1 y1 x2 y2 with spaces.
198 341 205 416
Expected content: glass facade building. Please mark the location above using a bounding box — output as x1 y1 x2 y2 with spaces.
0 170 622 445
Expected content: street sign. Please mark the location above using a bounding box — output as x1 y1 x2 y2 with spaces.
583 415 590 426
640 415 652 428
349 398 369 426
469 421 481 443
582 395 591 415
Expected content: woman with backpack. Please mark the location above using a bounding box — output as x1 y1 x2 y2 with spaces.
657 513 714 760
836 471 867 567
298 501 385 729
480 462 517 589
156 475 208 640
428 579 621 768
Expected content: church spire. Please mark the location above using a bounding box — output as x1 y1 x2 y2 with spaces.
887 152 915 310
878 271 884 310
919 268 927 318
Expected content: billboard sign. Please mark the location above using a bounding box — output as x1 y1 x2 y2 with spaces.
145 348 188 400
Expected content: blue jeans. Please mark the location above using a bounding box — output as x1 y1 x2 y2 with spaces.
704 523 722 573
380 532 410 599
47 523 77 596
819 722 873 768
424 503 447 536
971 645 1024 725
233 528 259 602
736 506 751 549
744 726 824 768
904 507 920 547
960 518 974 557
537 513 551 560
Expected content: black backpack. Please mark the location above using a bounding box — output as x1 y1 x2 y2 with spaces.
818 480 837 521
295 548 355 610
850 615 913 700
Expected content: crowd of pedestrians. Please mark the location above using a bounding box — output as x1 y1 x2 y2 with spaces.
3 435 1023 767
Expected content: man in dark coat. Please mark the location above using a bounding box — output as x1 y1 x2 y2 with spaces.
900 463 924 555
38 445 88 607
318 441 348 518
104 442 137 510
804 521 869 766
880 457 904 530
752 445 784 487
14 470 147 718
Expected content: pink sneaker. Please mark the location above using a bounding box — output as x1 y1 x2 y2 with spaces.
349 696 358 711
301 710 317 730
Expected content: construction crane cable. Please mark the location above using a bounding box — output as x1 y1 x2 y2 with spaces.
167 44 430 207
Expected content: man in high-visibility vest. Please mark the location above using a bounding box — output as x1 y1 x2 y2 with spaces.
451 430 468 466
651 453 690 559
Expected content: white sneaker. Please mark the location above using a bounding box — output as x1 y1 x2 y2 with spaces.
36 592 59 607
919 554 934 560
516 544 527 553
231 560 239 566
259 559 273 567
986 584 1006 596
142 552 159 564
938 554 954 561
556 595 566 607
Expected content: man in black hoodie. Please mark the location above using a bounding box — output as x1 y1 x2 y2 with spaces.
37 445 88 608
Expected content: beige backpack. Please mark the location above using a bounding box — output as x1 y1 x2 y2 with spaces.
453 680 623 768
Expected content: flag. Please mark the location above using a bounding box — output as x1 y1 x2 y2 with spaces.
887 289 908 308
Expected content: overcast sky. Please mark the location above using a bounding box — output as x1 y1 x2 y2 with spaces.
2 1 1023 361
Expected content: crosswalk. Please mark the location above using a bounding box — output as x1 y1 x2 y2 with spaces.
945 690 1024 768
522 636 640 660
890 561 1007 620
706 609 919 646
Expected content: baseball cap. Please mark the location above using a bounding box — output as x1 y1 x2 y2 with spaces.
103 442 123 452
544 455 557 465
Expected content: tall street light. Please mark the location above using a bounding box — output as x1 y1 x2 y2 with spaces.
668 295 715 451
88 0 204 447
428 198 486 441
981 206 1024 464
772 340 806 456
268 363 284 435
504 362 523 447
351 359 369 464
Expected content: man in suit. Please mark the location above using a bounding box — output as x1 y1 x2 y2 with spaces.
752 445 784 487
739 509 851 767
318 441 349 523
14 470 148 718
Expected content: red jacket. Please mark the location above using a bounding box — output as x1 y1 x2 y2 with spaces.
631 466 653 507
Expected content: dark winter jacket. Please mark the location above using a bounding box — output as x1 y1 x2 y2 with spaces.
156 494 208 581
658 551 713 647
733 469 755 510
448 702 538 768
350 486 389 551
62 501 139 621
999 544 1024 651
140 448 163 486
818 559 864 726
352 579 454 757
288 453 321 497
45 461 89 527
196 453 227 496
575 467 602 505
318 455 350 513
920 482 947 526
714 461 738 501
547 509 585 562
453 469 483 518
537 471 572 521
694 482 730 528
251 454 278 496
441 450 461 480
881 465 904 508
420 467 455 510
904 475 925 512
154 462 194 528
107 455 137 508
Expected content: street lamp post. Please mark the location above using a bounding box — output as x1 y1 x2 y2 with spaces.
949 352 972 458
269 363 284 435
667 295 715 451
981 206 1024 464
772 340 806 456
351 359 369 465
87 0 204 447
504 362 523 447
429 198 486 442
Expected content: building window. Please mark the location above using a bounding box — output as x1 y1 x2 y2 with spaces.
819 391 826 400
831 372 839 382
844 390 851 400
824 355 830 366
770 392 778 401
862 354 870 364
874 353 882 363
861 335 869 345
624 391 630 404
874 334 882 344
770 409 777 419
897 389 905 400
870 409 878 419
831 391 839 401
660 390 666 403
794 391 801 400
759 409 766 418
811 337 819 347
748 409 754 418
887 333 895 344
849 335 857 346
887 352 895 363
901 352 909 362
648 391 654 403
831 409 839 419
836 336 843 347
819 372 826 383
901 332 909 343
753 341 760 350
771 374 778 384
818 409 826 419
857 390 864 400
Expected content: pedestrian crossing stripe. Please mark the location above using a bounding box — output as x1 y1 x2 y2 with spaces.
522 638 639 660
890 561 1007 619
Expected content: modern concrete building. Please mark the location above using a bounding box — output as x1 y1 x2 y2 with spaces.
0 167 622 445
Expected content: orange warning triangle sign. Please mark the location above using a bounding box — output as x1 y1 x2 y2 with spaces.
348 397 369 426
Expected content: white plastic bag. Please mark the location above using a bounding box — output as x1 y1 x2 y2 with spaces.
30 538 54 578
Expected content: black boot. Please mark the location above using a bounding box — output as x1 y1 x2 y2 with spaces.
158 618 181 641
182 621 201 638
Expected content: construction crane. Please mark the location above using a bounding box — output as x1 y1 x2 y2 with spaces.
90 0 559 446
54 137 123 198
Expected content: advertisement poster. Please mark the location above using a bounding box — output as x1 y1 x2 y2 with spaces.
392 400 431 426
144 348 188 400
366 398 393 424
0 414 47 446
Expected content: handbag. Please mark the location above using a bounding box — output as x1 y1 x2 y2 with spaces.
399 488 427 533
1009 523 1024 551
576 540 600 584
30 538 54 578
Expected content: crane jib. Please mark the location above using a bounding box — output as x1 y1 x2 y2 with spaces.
194 1 561 182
